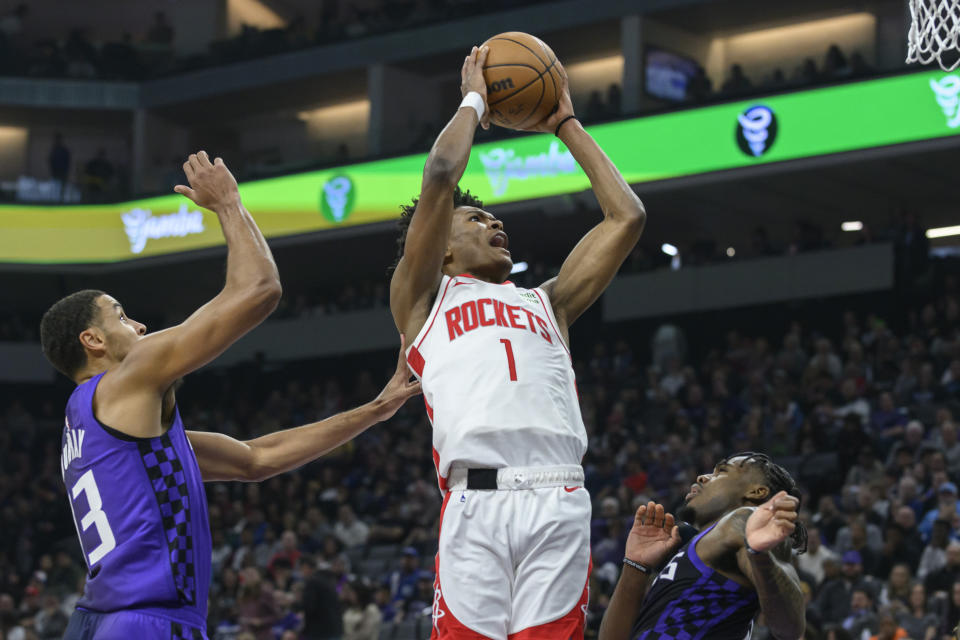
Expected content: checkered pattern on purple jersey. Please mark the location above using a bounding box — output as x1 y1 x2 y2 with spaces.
138 434 196 605
641 573 755 639
170 621 205 640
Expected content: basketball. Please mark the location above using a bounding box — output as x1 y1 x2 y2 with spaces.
480 31 562 129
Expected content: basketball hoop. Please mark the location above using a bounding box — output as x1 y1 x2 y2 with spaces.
907 0 960 71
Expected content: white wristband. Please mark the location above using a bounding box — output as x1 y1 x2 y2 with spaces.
460 91 485 121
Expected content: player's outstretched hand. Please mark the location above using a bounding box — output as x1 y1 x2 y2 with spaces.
625 502 682 569
461 45 491 130
373 335 423 420
174 151 240 211
521 60 575 134
745 491 799 553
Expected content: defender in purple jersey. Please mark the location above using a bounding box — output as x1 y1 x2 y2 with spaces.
40 152 421 640
599 453 808 640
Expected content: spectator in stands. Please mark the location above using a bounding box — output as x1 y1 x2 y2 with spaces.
919 482 960 541
268 530 302 576
823 45 851 79
342 580 382 640
871 392 908 449
814 495 847 546
846 445 884 487
238 567 279 640
842 587 878 637
33 593 68 639
388 547 420 604
896 582 937 639
798 526 837 587
334 505 370 548
836 378 872 426
876 520 918 580
720 63 751 95
870 608 908 640
818 550 877 625
404 571 435 616
918 519 952 580
878 564 912 609
926 541 960 594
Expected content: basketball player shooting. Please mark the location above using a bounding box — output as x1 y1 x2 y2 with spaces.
389 45 645 639
599 453 807 640
41 151 421 640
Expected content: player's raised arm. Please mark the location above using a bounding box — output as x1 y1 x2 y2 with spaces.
187 339 421 482
515 63 645 336
720 497 806 640
599 502 682 640
108 152 281 392
390 45 489 335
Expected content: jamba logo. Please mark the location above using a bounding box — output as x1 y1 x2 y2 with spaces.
930 75 960 128
736 105 777 158
121 204 205 254
478 141 576 196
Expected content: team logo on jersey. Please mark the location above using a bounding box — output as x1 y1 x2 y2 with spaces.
930 74 960 128
320 175 356 223
736 105 777 157
432 585 446 632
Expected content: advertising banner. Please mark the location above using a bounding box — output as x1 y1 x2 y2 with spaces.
2 69 958 263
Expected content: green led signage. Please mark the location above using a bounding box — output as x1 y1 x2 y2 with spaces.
2 69 958 263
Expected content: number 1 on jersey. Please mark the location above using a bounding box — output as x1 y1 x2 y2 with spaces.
500 339 518 381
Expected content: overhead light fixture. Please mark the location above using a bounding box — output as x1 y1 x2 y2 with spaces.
841 221 863 232
661 243 678 256
726 247 736 257
926 225 960 239
510 261 528 274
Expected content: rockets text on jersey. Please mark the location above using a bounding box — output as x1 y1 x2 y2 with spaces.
406 274 587 490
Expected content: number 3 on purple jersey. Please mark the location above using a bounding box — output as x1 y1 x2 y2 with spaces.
69 469 117 566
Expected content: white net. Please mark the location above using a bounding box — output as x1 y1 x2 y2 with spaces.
907 0 960 71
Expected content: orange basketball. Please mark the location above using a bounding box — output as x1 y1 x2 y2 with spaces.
480 32 561 130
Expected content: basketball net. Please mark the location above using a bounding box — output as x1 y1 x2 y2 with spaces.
907 0 960 71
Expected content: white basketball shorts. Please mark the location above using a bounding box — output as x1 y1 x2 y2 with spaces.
429 465 592 640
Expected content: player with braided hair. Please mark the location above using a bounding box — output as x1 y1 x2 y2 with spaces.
600 452 806 640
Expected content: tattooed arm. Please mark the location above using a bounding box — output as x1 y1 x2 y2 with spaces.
726 493 806 640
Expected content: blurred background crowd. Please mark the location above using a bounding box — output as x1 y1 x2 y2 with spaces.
3 252 960 639
2 0 959 639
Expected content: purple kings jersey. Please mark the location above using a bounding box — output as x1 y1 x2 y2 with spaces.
61 372 211 629
632 524 759 640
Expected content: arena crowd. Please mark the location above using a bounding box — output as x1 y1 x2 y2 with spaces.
2 267 960 639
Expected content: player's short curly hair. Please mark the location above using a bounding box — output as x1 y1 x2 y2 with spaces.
387 186 484 275
40 289 105 379
721 451 808 554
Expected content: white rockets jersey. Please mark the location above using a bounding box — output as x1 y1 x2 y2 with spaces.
405 273 587 490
